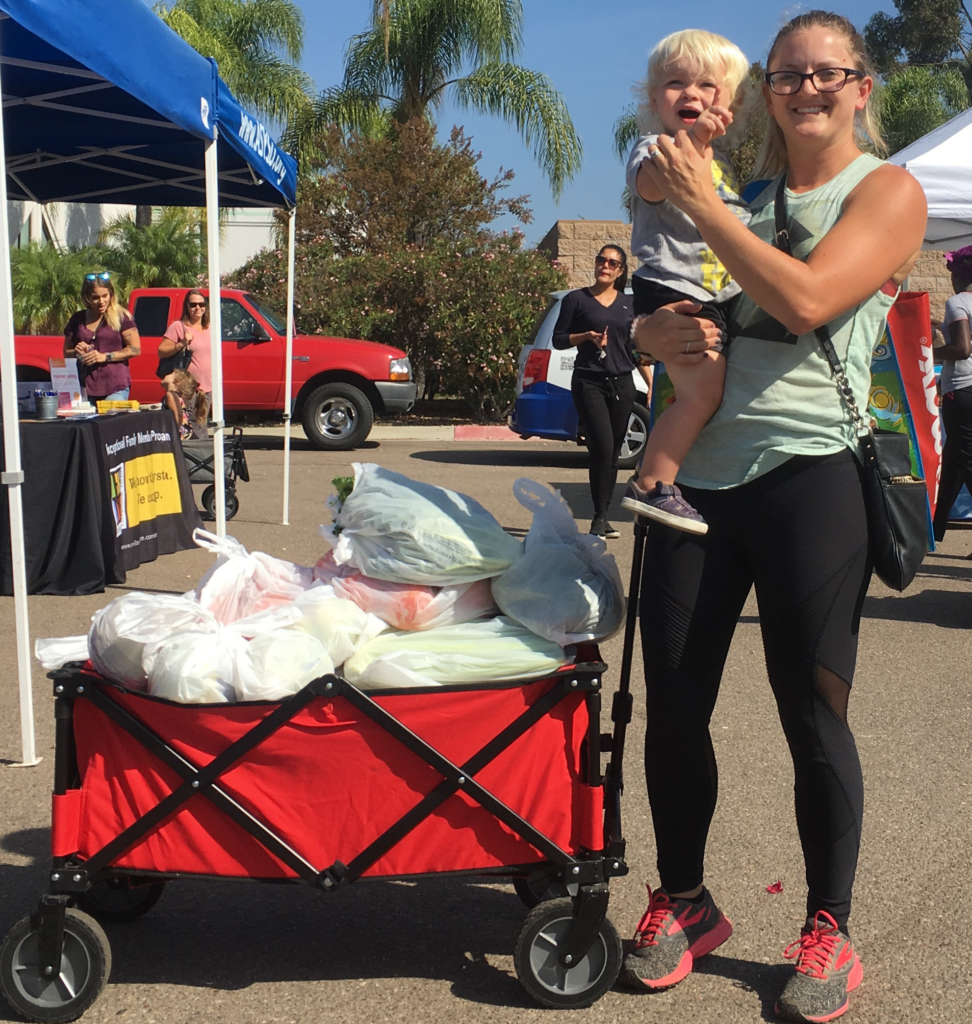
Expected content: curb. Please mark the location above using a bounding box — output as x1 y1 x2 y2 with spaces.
243 424 559 443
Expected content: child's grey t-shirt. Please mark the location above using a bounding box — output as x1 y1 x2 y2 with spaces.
941 290 972 394
625 133 751 305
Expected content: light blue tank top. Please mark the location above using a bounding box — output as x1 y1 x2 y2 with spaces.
679 154 896 490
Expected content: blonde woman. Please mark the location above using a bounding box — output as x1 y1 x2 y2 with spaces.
624 12 925 1022
63 272 140 401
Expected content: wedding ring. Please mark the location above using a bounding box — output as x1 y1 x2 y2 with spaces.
648 147 659 161
685 341 690 354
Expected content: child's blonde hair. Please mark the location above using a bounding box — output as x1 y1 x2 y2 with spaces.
638 29 751 139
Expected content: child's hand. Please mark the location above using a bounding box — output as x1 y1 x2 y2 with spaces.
687 106 733 153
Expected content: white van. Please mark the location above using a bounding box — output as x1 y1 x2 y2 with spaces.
509 290 650 469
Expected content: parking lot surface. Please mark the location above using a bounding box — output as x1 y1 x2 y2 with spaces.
2 435 970 1024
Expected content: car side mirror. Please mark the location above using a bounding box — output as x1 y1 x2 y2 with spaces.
250 323 271 341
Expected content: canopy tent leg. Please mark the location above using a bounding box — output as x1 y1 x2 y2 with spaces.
282 208 296 525
0 67 40 767
204 133 226 538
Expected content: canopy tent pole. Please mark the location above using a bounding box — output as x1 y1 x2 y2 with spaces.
282 208 296 525
205 132 226 538
0 68 40 767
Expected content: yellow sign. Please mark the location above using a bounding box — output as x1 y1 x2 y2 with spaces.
123 453 182 528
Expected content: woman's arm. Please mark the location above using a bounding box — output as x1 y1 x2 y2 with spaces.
551 292 603 349
79 326 140 367
158 322 187 358
632 300 723 365
641 133 927 335
939 317 972 361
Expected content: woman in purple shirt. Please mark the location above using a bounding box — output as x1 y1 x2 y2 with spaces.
63 273 140 400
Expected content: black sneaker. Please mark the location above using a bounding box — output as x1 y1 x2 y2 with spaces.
620 885 733 990
621 479 708 535
775 911 863 1023
589 515 620 539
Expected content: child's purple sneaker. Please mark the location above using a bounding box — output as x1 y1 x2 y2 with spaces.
621 479 708 535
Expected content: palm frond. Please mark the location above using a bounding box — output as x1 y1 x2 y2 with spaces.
453 62 582 199
613 105 639 162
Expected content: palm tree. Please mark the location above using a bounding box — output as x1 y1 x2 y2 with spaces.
288 0 581 199
98 210 205 295
155 0 313 125
9 243 94 334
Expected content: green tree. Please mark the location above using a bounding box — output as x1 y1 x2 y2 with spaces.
865 0 968 73
97 209 205 294
155 0 313 125
9 243 95 334
879 64 969 152
287 0 581 198
290 119 530 255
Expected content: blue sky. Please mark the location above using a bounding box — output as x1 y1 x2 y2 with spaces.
294 1 898 244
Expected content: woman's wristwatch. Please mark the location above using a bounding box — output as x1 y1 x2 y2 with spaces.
629 315 655 366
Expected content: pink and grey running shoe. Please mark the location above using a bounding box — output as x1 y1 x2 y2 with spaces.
775 911 863 1022
620 885 733 990
621 479 708 534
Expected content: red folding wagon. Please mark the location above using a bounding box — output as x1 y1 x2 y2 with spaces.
0 525 651 1023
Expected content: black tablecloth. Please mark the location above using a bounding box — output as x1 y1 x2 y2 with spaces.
1 410 202 595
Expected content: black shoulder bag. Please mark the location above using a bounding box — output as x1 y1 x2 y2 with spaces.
156 336 193 379
773 176 928 591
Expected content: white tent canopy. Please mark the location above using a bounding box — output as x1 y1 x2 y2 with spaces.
890 106 972 249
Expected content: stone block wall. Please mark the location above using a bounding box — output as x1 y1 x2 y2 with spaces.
537 220 632 289
908 250 951 326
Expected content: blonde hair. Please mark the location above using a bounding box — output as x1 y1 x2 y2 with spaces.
81 276 130 333
637 30 751 140
753 10 887 180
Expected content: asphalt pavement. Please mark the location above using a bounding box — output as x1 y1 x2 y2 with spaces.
1 432 970 1024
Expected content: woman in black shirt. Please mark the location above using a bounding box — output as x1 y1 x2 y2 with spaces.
553 245 644 537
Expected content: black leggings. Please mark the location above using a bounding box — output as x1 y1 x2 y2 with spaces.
571 372 636 517
933 385 972 542
640 450 871 930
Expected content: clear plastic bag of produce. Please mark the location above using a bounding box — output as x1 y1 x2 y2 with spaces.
491 479 625 646
343 616 567 689
324 463 522 585
193 529 312 624
89 592 219 689
234 630 335 702
143 630 241 704
331 574 496 632
290 584 386 665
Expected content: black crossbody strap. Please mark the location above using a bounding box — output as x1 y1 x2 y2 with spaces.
773 175 868 435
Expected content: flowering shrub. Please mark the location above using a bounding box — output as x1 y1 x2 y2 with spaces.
228 235 566 420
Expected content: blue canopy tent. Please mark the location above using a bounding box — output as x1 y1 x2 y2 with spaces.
0 0 297 766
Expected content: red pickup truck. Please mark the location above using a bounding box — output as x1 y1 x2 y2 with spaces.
14 287 416 450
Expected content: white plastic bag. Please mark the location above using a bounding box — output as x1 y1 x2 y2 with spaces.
331 574 497 631
143 630 240 704
343 616 567 689
193 529 312 623
491 479 625 646
89 592 218 689
234 630 335 702
325 463 522 585
291 585 386 665
34 636 89 672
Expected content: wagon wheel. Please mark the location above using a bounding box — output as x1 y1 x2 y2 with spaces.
0 909 111 1023
201 485 239 521
514 897 621 1009
75 879 165 923
513 872 570 908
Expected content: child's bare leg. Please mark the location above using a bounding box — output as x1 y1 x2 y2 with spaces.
622 352 725 534
638 352 725 486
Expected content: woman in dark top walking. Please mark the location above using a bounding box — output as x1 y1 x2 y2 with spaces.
553 244 646 537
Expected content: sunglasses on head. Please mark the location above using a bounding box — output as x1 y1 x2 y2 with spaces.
595 255 621 269
84 272 110 282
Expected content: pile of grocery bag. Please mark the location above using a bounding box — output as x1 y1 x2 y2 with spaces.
36 465 625 702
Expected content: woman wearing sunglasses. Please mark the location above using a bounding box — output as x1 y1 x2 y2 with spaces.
63 272 140 401
157 290 212 397
552 244 647 538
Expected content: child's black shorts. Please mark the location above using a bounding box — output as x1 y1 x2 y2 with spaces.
631 276 739 346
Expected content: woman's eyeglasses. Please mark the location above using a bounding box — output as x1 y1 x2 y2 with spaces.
188 302 206 308
764 67 864 95
595 255 621 269
84 272 111 282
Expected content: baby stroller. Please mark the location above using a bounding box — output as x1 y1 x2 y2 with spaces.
0 525 651 1022
180 426 249 521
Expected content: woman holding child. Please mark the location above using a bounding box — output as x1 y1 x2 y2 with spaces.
622 13 926 1023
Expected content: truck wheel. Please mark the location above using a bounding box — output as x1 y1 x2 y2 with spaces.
617 403 650 471
301 383 374 451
